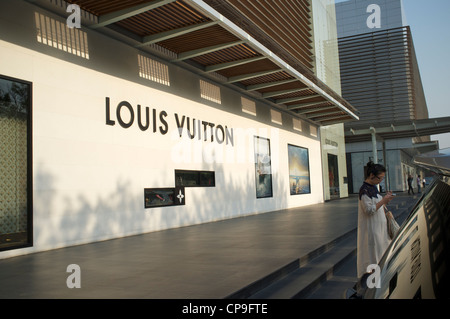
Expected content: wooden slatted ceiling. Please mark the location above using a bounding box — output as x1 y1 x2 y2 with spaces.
157 24 239 53
285 96 327 106
67 0 155 16
191 44 260 66
210 0 314 70
257 81 309 94
64 0 357 123
301 102 334 109
68 0 315 84
214 59 280 78
238 71 294 86
115 1 209 36
275 89 317 99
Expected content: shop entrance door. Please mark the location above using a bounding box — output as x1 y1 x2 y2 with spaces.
328 153 340 199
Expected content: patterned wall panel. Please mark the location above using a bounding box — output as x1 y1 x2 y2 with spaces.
0 77 30 248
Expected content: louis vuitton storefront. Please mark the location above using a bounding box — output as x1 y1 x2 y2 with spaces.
0 0 358 258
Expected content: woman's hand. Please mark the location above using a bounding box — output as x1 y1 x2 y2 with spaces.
383 191 395 204
376 191 395 211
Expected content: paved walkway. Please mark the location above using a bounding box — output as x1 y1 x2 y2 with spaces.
0 193 417 299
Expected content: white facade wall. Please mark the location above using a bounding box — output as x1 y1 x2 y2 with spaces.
0 0 324 258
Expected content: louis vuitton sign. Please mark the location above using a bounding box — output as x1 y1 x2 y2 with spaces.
105 97 234 146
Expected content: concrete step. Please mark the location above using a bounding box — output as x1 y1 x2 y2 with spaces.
248 231 357 299
304 196 418 299
305 254 358 299
224 229 357 299
225 195 417 300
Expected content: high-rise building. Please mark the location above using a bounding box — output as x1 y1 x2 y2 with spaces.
335 0 437 193
336 0 406 37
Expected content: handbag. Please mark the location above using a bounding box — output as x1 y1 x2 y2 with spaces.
384 205 400 240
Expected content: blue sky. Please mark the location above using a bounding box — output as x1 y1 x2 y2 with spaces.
402 0 450 149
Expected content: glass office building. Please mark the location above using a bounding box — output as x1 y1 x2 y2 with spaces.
335 0 433 193
336 0 406 37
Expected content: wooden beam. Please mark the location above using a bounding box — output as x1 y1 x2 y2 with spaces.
138 21 218 46
91 0 176 28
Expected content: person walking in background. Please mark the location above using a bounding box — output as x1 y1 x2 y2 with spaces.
407 174 414 195
417 175 421 193
357 161 395 279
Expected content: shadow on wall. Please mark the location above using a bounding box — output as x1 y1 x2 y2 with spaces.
33 163 146 250
32 158 289 253
183 160 289 226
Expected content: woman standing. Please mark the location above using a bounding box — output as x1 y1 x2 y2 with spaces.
357 161 395 279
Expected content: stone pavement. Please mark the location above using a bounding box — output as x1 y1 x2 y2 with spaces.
0 193 419 299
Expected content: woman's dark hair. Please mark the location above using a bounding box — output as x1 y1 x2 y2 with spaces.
365 161 386 179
